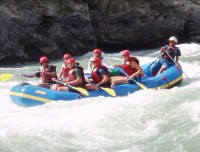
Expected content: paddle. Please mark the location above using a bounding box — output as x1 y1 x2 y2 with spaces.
143 52 164 72
0 72 41 81
85 80 116 97
163 50 190 81
54 79 89 96
115 66 148 90
0 73 15 81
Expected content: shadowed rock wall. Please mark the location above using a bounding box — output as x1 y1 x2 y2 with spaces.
0 0 200 63
87 0 200 50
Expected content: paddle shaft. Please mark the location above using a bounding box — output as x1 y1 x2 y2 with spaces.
0 72 40 81
115 66 148 89
85 79 116 97
54 79 89 96
143 52 164 72
15 71 41 79
54 79 76 90
164 51 190 81
116 67 138 83
86 79 105 90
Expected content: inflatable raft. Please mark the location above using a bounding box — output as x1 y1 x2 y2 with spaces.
10 62 183 107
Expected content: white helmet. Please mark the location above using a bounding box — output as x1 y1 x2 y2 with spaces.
169 36 178 44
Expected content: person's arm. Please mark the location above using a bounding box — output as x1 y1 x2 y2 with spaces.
96 68 109 86
67 77 82 86
129 61 143 80
21 73 36 78
160 45 168 53
175 56 179 63
58 66 63 79
96 75 109 86
160 47 165 53
174 48 181 63
88 58 92 71
21 71 40 78
113 60 126 68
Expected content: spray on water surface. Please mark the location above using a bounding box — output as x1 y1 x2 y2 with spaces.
0 43 200 152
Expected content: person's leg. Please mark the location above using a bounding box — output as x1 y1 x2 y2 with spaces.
150 60 162 76
110 76 123 81
57 86 69 91
111 77 128 87
50 84 59 90
156 59 172 75
157 66 167 75
38 83 52 89
110 76 122 85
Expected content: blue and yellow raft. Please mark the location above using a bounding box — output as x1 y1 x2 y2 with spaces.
10 62 183 107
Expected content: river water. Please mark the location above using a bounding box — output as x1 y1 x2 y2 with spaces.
0 43 200 152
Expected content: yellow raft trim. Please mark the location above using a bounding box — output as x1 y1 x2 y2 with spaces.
9 91 52 103
154 74 183 90
9 74 183 103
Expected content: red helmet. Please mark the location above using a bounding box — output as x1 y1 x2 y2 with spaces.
91 57 102 66
63 53 71 60
40 56 49 64
93 49 102 55
67 58 76 64
122 50 130 56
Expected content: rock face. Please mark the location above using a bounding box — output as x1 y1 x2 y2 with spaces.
87 0 200 49
0 0 96 63
0 0 200 64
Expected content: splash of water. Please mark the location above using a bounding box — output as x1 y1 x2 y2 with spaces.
0 43 200 152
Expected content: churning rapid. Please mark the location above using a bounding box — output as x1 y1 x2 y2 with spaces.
0 43 200 152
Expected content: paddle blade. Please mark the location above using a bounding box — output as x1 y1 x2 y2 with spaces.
100 87 117 97
136 82 148 90
0 74 14 81
74 87 89 96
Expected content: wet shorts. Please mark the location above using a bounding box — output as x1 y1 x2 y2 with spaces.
150 58 172 73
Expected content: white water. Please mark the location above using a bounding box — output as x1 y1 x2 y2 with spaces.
0 43 200 152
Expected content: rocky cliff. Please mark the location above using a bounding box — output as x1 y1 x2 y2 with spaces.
0 0 200 64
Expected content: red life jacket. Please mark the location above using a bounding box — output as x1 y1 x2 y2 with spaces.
67 66 85 87
122 56 140 76
61 64 70 77
91 65 110 84
40 65 57 83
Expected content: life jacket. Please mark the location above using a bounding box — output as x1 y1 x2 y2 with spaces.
122 56 140 76
61 64 70 77
91 65 110 84
67 66 86 87
162 45 177 61
40 65 57 83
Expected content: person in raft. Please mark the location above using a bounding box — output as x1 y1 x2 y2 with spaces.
58 53 72 80
110 50 143 87
53 57 86 92
87 48 108 72
150 36 181 76
51 53 71 90
21 56 57 89
85 57 111 90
